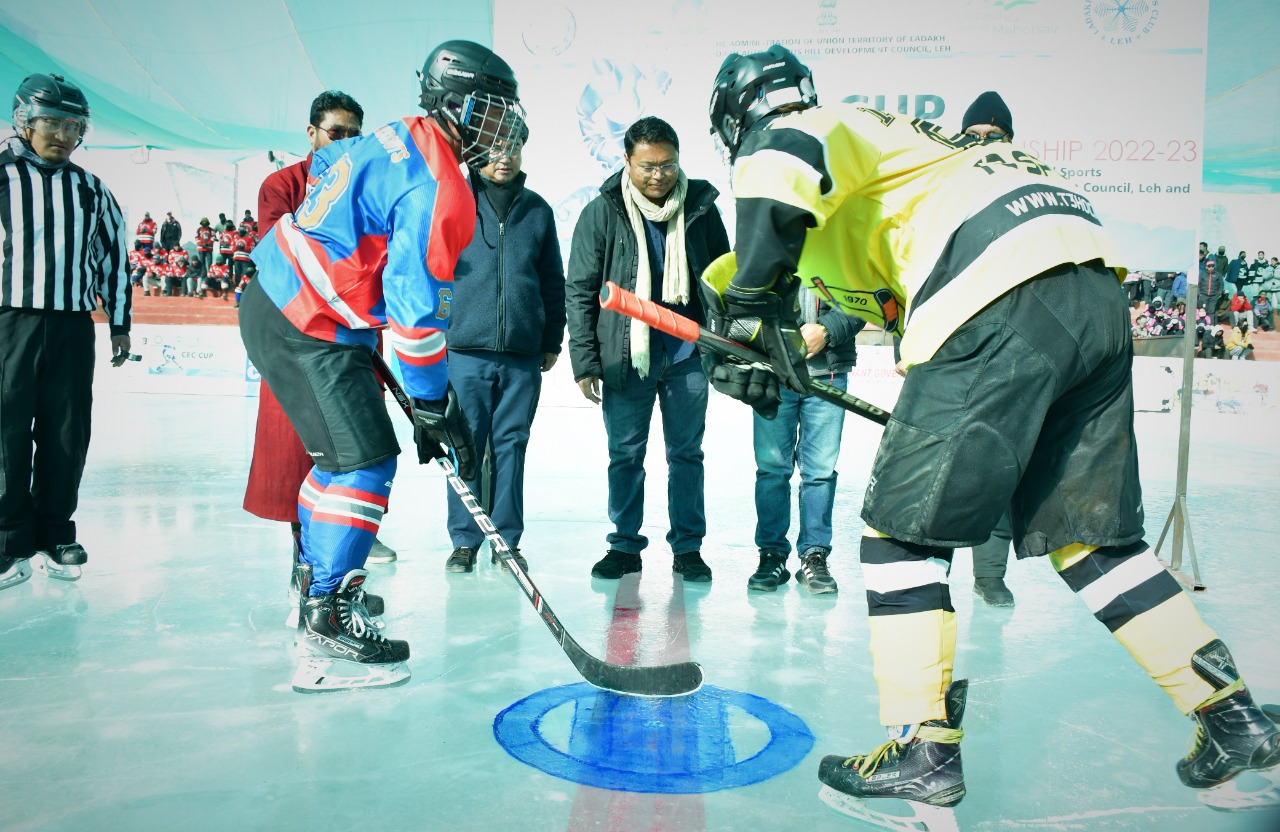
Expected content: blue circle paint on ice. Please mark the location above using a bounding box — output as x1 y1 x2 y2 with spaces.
493 683 814 794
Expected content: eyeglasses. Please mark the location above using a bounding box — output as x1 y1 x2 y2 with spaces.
315 124 361 141
633 161 679 177
31 116 86 138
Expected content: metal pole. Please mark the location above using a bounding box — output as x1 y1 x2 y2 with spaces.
1156 265 1205 590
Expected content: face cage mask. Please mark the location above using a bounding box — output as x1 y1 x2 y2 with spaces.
458 92 527 169
13 101 91 148
710 126 736 168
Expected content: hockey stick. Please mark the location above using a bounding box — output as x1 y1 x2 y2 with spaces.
599 281 892 426
371 350 703 698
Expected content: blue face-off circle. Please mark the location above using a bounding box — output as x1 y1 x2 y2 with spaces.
493 683 814 794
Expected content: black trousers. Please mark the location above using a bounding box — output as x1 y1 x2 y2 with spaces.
0 308 95 558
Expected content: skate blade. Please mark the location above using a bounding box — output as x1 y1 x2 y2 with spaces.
290 657 410 693
0 559 34 591
33 555 82 582
284 607 299 629
818 785 959 832
1196 764 1280 812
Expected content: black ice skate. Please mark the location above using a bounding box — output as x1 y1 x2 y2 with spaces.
1179 639 1280 812
0 555 33 592
286 555 384 630
33 543 87 581
292 569 409 692
817 680 967 832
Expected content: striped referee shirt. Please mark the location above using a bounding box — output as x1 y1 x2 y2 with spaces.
0 137 131 333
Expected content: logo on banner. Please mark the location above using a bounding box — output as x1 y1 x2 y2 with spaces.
1084 0 1160 45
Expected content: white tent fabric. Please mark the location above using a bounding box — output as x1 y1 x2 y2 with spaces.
0 0 493 157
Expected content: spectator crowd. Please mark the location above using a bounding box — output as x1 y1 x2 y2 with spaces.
1124 241 1277 360
129 209 260 306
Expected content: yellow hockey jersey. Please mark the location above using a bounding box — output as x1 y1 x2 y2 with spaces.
729 104 1126 367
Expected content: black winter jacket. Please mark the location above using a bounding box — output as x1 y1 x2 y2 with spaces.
448 172 566 356
566 171 731 391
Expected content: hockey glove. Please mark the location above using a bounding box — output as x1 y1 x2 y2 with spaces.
701 254 810 396
411 384 477 481
703 350 780 420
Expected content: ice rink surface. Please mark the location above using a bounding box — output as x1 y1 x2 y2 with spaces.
3 374 1279 832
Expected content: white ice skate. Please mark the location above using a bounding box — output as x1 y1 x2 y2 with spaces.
1196 764 1280 812
0 556 33 592
818 786 959 832
32 543 87 582
291 570 409 693
291 654 411 693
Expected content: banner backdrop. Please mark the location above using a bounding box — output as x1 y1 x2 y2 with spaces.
495 0 1209 274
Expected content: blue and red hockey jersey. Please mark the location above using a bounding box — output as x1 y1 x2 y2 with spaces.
250 116 475 401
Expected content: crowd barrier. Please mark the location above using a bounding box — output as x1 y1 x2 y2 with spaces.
94 325 1280 417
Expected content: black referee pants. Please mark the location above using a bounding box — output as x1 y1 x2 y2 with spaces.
0 308 95 559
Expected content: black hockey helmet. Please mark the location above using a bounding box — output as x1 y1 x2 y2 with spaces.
708 45 817 163
417 39 525 168
12 72 91 145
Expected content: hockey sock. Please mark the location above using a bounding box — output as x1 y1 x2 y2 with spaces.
297 457 395 595
1051 542 1220 713
862 530 957 726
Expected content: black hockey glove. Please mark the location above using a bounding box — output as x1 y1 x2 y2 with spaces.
411 384 477 481
706 354 780 420
723 279 811 396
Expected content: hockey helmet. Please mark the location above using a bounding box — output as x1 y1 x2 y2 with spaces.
12 73 91 145
708 45 816 163
418 39 526 168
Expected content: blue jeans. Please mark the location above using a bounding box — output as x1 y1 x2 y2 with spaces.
753 373 847 556
446 350 542 549
601 356 707 554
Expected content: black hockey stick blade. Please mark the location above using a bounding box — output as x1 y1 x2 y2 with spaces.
371 350 703 697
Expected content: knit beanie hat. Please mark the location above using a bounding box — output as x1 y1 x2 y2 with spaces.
962 91 1013 138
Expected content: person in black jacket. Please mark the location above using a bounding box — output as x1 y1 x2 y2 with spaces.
566 116 730 583
443 130 565 575
158 210 181 250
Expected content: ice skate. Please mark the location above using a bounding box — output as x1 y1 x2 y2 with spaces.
0 556 33 592
286 558 384 630
818 679 967 825
292 569 409 692
1178 639 1280 812
817 786 958 832
32 543 87 582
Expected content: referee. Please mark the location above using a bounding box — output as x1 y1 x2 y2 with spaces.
0 72 131 592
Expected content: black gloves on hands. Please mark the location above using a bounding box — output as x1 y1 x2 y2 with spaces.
712 361 781 420
701 346 780 420
722 275 811 396
411 384 477 481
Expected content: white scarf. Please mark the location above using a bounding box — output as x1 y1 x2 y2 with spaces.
621 171 689 377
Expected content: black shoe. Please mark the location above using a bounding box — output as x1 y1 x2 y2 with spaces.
446 547 477 573
493 547 528 572
797 549 838 595
818 679 968 808
673 551 712 582
1178 639 1280 789
591 549 642 579
748 550 790 592
973 577 1014 606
